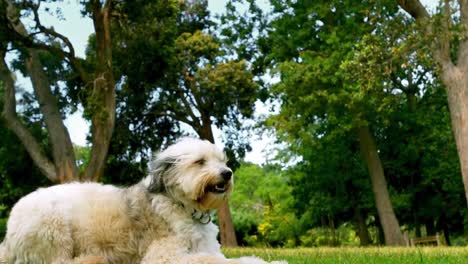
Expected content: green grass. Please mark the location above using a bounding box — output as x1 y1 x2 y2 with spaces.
223 247 468 264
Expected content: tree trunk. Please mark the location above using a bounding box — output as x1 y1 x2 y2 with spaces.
328 215 337 246
26 50 79 183
82 0 116 182
2 0 117 184
425 219 436 236
357 125 405 246
443 70 468 205
0 49 57 181
414 214 422 237
2 0 79 183
354 207 372 246
397 0 468 207
217 200 238 247
1 0 118 184
442 222 451 246
376 217 386 245
198 116 238 247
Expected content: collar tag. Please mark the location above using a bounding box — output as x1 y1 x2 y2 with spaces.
192 209 212 224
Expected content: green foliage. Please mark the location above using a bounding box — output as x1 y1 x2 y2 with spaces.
299 225 359 247
106 0 259 173
256 0 465 245
172 30 259 129
74 145 90 173
231 163 298 246
105 0 182 168
0 204 7 240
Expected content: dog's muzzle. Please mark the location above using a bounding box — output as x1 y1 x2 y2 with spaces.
205 169 233 194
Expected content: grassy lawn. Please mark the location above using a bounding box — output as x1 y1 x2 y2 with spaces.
223 247 468 264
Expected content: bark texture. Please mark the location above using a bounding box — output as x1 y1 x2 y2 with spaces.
358 125 405 246
26 50 79 183
83 0 116 182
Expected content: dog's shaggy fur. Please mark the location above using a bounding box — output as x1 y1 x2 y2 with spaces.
0 138 285 264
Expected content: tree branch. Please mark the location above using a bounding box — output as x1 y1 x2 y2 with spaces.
459 0 468 25
457 0 468 69
4 0 88 83
178 89 200 125
397 0 453 69
0 50 57 182
104 0 112 11
177 68 201 127
397 0 430 20
440 0 452 62
83 0 116 181
29 1 76 58
168 110 196 128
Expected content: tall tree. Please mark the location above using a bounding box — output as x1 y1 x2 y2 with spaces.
397 0 468 205
264 0 406 245
0 0 116 182
157 30 258 247
101 0 257 246
102 0 181 185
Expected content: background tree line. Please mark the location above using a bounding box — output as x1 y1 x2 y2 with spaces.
1 0 468 247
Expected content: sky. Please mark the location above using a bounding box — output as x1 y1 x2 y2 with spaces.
18 0 438 165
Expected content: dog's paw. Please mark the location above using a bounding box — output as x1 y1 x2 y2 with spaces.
227 256 261 264
230 256 288 264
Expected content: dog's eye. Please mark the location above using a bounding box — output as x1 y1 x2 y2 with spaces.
194 159 205 165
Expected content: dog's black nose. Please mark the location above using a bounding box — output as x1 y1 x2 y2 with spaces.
221 170 232 181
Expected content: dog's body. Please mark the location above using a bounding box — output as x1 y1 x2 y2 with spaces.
0 138 285 264
2 182 158 263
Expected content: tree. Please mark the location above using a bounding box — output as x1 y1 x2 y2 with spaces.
377 63 465 244
380 83 465 244
156 30 259 247
264 0 406 245
230 163 298 247
101 0 181 185
343 3 466 242
278 130 374 246
106 0 259 246
0 0 116 183
397 0 468 206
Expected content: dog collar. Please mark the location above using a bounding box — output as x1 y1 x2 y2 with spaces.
191 209 212 224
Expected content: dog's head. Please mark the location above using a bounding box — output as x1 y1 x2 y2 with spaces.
145 138 233 210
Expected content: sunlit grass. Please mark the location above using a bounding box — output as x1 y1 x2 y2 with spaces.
223 247 468 264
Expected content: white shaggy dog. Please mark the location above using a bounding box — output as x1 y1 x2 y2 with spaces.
0 138 286 264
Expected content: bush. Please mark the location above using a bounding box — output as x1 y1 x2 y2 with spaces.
300 225 360 247
231 163 299 247
0 217 6 241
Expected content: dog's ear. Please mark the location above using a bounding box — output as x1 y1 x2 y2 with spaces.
147 156 176 193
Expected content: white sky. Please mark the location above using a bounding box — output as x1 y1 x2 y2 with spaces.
20 0 438 165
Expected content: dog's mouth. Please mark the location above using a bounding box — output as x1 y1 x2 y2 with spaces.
207 182 229 194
